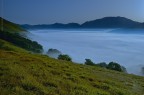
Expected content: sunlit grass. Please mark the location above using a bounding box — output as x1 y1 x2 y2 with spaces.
0 39 144 95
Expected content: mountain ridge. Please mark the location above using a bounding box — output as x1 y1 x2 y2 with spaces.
21 16 144 29
81 16 141 28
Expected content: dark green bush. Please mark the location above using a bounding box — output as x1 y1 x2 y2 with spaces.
96 62 107 68
58 54 72 61
84 59 95 66
84 59 127 72
107 62 123 72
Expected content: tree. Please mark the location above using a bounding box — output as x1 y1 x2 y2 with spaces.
58 54 72 61
107 62 123 72
96 62 107 68
85 59 95 66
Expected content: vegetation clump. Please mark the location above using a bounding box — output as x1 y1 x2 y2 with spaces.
58 54 72 61
107 62 123 72
96 62 107 68
85 59 95 66
47 48 62 58
0 30 43 53
84 59 127 72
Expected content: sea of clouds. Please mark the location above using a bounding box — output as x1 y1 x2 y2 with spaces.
26 29 144 76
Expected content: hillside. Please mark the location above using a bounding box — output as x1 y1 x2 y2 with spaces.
0 18 144 95
0 39 144 95
0 18 43 53
0 17 26 33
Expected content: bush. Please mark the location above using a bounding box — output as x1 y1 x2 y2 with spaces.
58 54 72 61
84 59 127 72
107 62 123 72
84 59 95 66
96 62 107 68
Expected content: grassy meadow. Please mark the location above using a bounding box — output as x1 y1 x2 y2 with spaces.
0 18 144 95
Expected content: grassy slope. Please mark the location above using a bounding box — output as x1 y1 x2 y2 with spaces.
0 18 144 95
0 17 26 33
0 39 144 95
0 18 43 53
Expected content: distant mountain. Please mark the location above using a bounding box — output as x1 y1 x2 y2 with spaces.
81 17 141 28
50 23 80 28
21 16 144 29
22 23 80 30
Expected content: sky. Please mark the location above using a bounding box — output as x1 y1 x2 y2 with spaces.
0 0 144 24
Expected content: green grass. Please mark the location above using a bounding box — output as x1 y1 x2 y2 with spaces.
0 39 144 95
0 17 43 53
0 39 28 52
0 17 144 95
0 30 43 53
0 17 26 33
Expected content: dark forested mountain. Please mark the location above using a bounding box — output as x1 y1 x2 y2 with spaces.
21 17 144 29
81 17 141 28
22 23 80 29
50 23 80 28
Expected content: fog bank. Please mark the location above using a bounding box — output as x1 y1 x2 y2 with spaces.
26 29 144 76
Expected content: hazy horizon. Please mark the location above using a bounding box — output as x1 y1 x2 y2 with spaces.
2 16 144 26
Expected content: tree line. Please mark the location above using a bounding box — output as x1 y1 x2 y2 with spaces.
57 54 127 72
0 30 43 53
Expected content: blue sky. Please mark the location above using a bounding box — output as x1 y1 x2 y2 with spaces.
0 0 144 24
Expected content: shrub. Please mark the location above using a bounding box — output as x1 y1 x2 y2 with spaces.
58 54 72 61
107 62 123 72
96 62 107 68
84 59 95 66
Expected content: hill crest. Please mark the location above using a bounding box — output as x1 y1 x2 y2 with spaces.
21 16 144 29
